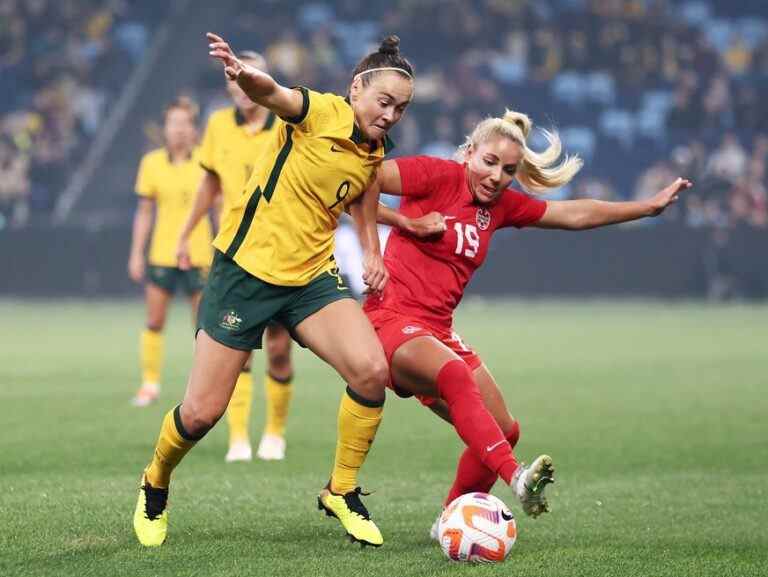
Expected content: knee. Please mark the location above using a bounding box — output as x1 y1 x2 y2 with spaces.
349 355 389 400
146 311 166 332
266 332 292 370
180 401 224 438
266 344 291 372
502 418 520 447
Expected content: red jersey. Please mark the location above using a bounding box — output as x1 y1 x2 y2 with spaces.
363 156 547 330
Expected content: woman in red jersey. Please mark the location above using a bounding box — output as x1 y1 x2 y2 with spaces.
367 109 692 523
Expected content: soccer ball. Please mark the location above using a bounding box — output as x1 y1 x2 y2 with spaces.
437 492 517 563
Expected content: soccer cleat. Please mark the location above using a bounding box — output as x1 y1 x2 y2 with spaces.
317 486 383 547
133 474 169 546
514 454 555 518
225 439 253 463
131 383 159 407
256 433 286 461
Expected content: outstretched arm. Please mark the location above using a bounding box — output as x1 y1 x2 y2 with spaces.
177 170 221 270
533 178 692 230
207 32 304 119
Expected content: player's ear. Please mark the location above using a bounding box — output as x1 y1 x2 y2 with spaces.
349 77 363 103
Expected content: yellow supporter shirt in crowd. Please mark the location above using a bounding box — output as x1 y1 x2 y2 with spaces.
198 107 281 220
213 87 394 286
135 147 213 268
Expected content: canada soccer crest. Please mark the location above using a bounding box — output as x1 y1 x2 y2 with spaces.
476 208 491 230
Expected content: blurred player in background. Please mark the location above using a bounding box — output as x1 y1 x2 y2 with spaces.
176 52 293 463
128 97 213 407
368 109 692 532
133 32 414 549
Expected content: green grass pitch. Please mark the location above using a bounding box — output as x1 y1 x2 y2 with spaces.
1 299 766 577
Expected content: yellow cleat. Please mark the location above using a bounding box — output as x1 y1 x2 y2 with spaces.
318 486 383 547
514 454 555 518
133 474 169 546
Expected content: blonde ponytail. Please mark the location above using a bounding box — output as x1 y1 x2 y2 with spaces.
456 109 583 194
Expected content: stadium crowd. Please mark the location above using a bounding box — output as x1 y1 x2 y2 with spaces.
0 0 162 227
206 0 768 229
2 0 766 232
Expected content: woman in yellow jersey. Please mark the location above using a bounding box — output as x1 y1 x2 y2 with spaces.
128 97 213 407
177 51 295 464
133 33 415 549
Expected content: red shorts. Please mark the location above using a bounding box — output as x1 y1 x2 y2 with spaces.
365 308 482 405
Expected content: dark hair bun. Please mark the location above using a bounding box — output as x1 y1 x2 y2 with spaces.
378 35 401 56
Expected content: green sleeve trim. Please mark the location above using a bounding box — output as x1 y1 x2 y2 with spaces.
279 87 310 124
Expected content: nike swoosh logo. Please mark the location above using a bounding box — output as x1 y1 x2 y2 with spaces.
486 440 506 452
331 144 344 153
501 509 514 521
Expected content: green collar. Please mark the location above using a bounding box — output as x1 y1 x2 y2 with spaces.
165 148 193 163
234 108 276 130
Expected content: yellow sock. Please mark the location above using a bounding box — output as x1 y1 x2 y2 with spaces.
140 329 164 385
226 371 253 444
330 388 383 495
264 373 293 437
145 406 198 488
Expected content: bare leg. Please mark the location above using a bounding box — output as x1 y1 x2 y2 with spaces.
146 283 172 331
265 323 293 380
134 284 173 405
257 323 294 460
180 330 251 436
294 299 388 402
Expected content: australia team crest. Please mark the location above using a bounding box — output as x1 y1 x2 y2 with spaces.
220 310 243 331
476 208 491 230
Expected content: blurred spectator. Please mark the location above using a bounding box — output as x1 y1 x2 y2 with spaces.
666 87 701 131
421 115 457 159
266 31 311 84
0 0 158 220
0 135 29 228
572 177 617 201
6 0 767 233
707 133 748 184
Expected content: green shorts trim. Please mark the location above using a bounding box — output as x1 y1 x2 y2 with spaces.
147 265 207 296
198 250 353 351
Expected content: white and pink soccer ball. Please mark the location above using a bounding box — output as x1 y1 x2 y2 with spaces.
437 492 517 563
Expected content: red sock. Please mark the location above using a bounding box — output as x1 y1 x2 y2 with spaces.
435 360 518 486
444 422 520 505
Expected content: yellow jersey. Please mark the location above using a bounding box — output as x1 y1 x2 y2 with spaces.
135 147 213 268
198 106 281 218
213 88 394 286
